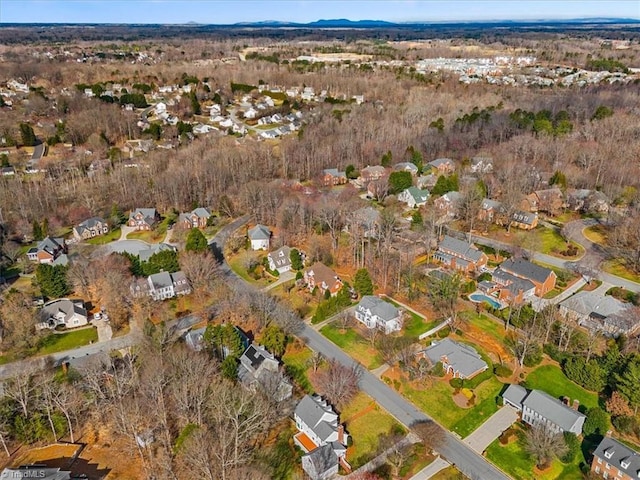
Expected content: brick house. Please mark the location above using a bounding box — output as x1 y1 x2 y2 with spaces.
177 207 211 229
26 236 67 264
434 235 488 274
322 168 347 186
303 263 343 296
591 436 640 480
128 208 160 231
73 217 109 241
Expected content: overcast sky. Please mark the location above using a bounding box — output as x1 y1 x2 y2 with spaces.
1 0 638 24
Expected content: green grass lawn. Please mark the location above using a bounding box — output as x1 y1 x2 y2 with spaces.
126 217 170 243
36 327 98 355
402 376 504 437
382 296 437 340
526 227 584 259
603 259 640 284
430 465 466 480
583 225 607 244
342 392 406 469
460 311 506 346
486 427 584 480
282 343 314 393
227 253 273 287
320 323 383 370
525 364 599 410
270 282 316 319
85 227 122 245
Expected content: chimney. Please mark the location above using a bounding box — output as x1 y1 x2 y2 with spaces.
572 399 580 411
337 425 345 445
562 396 570 406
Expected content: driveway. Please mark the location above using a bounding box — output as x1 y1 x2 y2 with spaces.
410 456 451 480
262 270 296 291
104 239 151 256
463 405 518 453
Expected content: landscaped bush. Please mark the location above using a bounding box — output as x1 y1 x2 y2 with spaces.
561 432 581 463
523 344 543 367
432 361 445 377
612 415 640 435
449 378 463 389
463 367 494 389
437 326 451 338
494 363 513 378
477 272 492 282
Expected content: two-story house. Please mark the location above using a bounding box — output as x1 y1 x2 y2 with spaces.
434 235 488 274
130 271 191 301
303 263 343 297
26 236 68 265
591 436 640 480
177 207 211 229
354 296 403 334
294 395 349 479
360 165 387 184
37 298 88 331
434 191 463 218
393 162 419 176
426 157 456 175
398 186 430 208
267 246 293 274
238 344 292 401
73 217 109 241
322 168 348 187
496 258 557 298
128 208 160 231
502 384 585 435
559 291 637 338
248 224 271 250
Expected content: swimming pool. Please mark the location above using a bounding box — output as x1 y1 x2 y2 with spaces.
469 292 503 309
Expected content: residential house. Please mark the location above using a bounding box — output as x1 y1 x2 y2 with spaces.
398 186 430 208
478 198 504 224
177 207 211 229
524 188 565 216
128 208 160 231
559 291 637 337
238 344 293 401
37 298 88 331
469 156 493 174
367 177 389 200
137 242 176 263
434 235 488 273
268 246 293 274
354 296 403 334
510 211 539 230
73 217 109 241
497 258 557 297
322 168 348 186
248 224 271 250
348 206 381 238
1 166 15 176
421 338 488 379
393 162 419 176
566 189 610 214
302 444 339 480
130 271 191 301
294 395 349 479
360 165 387 183
416 174 438 190
304 263 343 296
502 384 586 435
184 326 207 352
0 466 71 480
591 436 640 480
434 191 463 218
26 236 67 264
427 158 456 175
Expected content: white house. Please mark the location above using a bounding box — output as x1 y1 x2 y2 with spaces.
130 271 192 301
268 246 293 274
37 299 88 331
398 186 430 208
248 224 271 250
354 296 403 334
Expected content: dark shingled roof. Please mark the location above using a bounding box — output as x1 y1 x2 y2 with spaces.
593 436 640 478
499 258 554 284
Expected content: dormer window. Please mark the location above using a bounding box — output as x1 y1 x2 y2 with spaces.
604 448 614 459
621 458 630 469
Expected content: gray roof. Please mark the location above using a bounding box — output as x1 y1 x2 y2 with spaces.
393 162 418 173
402 186 430 204
323 168 346 178
40 298 87 326
502 384 528 407
184 326 206 351
423 338 487 378
351 206 380 226
149 271 173 289
500 258 554 284
428 158 454 168
268 246 292 269
248 224 271 240
77 217 106 229
560 291 629 319
481 198 502 210
438 235 484 262
593 437 640 478
357 296 400 322
171 271 191 295
492 268 536 294
130 207 157 219
1 467 70 480
295 395 339 443
511 211 537 225
522 389 585 432
303 444 338 477
37 236 65 255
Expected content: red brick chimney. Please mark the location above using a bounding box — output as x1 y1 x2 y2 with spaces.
337 425 345 445
572 399 580 411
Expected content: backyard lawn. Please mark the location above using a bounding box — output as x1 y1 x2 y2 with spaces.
461 312 506 347
36 327 98 355
517 227 584 259
320 323 383 370
85 227 122 245
381 296 438 340
486 427 584 480
342 392 406 469
524 364 599 410
400 376 504 437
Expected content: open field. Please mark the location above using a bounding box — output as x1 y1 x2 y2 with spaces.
320 323 383 370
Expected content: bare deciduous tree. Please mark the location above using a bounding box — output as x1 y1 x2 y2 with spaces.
314 360 362 408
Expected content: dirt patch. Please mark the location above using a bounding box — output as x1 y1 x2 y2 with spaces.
343 402 376 424
7 443 82 469
452 392 473 409
456 322 512 364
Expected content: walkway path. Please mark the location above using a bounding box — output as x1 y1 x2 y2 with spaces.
345 433 419 478
409 456 451 480
262 270 296 291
